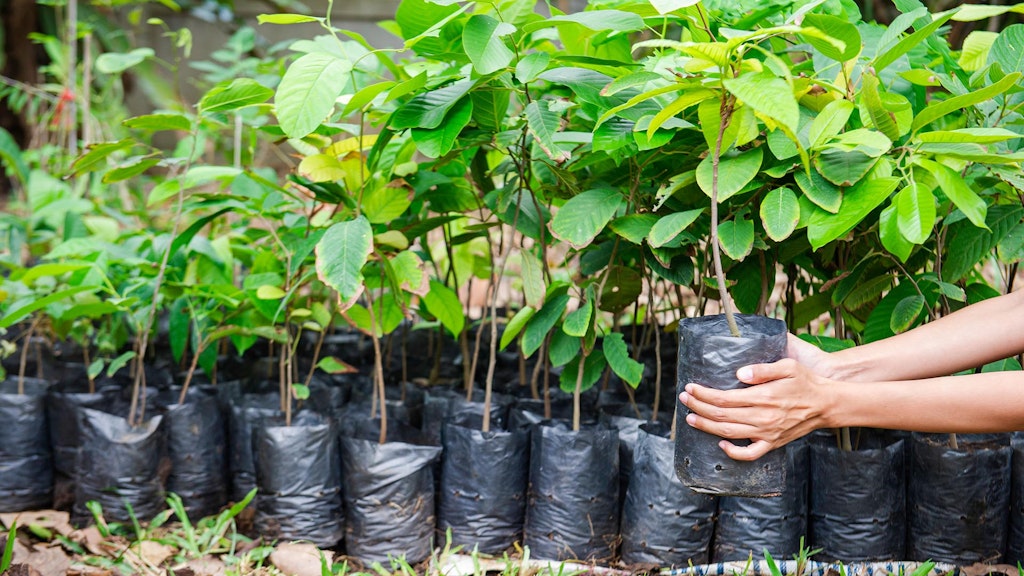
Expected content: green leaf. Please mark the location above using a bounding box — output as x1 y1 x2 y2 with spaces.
169 297 189 365
422 280 465 338
315 216 373 312
463 15 515 75
106 351 136 378
860 74 900 142
343 81 396 115
500 306 535 350
291 384 310 400
0 286 96 329
599 266 643 314
520 251 546 310
890 294 926 334
95 48 155 74
87 359 104 381
390 80 474 131
549 330 581 367
563 298 592 338
943 204 1023 280
916 159 988 229
953 3 1024 21
603 332 644 387
200 78 274 114
470 88 510 132
717 216 755 261
609 214 658 244
761 187 800 242
123 113 192 132
0 127 27 185
989 24 1024 75
648 209 703 248
515 52 550 84
895 183 936 244
523 10 645 33
809 99 855 148
646 88 715 139
257 13 322 24
649 0 701 14
880 204 913 262
525 100 571 163
410 97 473 158
911 72 1021 133
71 139 133 175
808 177 899 250
916 128 1022 144
522 291 570 358
960 31 998 72
317 356 358 374
722 71 799 134
696 147 763 203
549 188 624 249
256 285 286 299
872 9 956 73
275 52 352 138
559 353 606 395
814 149 877 187
801 13 861 61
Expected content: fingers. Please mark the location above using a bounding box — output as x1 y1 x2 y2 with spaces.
718 439 775 461
684 410 761 441
681 382 756 409
737 357 799 385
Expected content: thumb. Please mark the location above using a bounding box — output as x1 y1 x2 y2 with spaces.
736 358 796 385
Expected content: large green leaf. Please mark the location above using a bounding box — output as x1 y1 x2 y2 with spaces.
717 216 754 261
696 147 763 203
422 280 465 338
603 332 643 387
989 24 1024 75
395 0 463 55
761 187 800 242
275 52 352 139
123 113 192 132
895 183 935 244
200 78 274 114
522 290 570 357
916 159 988 229
609 214 658 244
463 15 515 75
500 306 535 350
563 298 592 338
872 9 956 73
943 204 1023 281
390 80 474 130
890 294 926 334
520 251 546 309
70 139 134 175
648 209 703 248
814 149 877 187
911 72 1021 133
801 13 861 61
879 204 913 262
809 99 855 148
470 88 511 132
549 188 624 249
559 353 606 395
649 0 701 14
722 71 799 134
599 266 643 314
95 48 155 74
859 74 901 142
525 100 571 162
523 10 645 33
960 31 998 72
315 216 373 311
410 97 473 158
549 330 581 367
808 177 899 250
645 88 715 139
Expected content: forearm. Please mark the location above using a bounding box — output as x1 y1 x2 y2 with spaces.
826 370 1024 433
829 289 1024 382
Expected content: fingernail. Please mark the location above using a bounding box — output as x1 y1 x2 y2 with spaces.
737 367 753 381
686 413 697 426
685 383 695 394
679 392 689 405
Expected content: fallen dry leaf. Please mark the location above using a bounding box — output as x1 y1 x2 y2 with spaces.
171 556 227 576
24 543 71 576
137 540 175 566
0 510 74 538
269 543 333 576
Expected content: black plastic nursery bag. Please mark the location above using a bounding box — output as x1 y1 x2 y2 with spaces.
809 431 906 562
524 420 620 562
675 314 788 497
340 419 442 566
908 433 1011 565
73 408 165 524
0 378 53 512
620 422 716 567
438 413 529 554
255 411 343 548
161 387 228 520
1006 432 1024 565
227 393 281 502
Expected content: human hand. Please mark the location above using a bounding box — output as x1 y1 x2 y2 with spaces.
678 357 836 461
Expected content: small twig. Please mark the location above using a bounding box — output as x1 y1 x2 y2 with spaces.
710 95 741 337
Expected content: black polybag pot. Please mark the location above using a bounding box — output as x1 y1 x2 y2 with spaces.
0 378 53 512
675 314 788 497
340 418 442 565
620 422 716 567
73 408 165 525
524 420 619 562
228 393 281 502
600 411 648 512
712 439 809 562
1006 432 1024 564
159 387 228 520
423 387 511 445
255 411 343 548
809 431 906 562
46 383 117 477
908 433 1011 565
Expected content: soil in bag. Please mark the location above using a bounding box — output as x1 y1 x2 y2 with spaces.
712 439 809 562
524 419 619 562
0 377 53 512
341 418 442 566
809 429 906 562
438 412 529 554
157 386 228 520
620 422 716 568
255 411 343 548
908 433 1011 565
675 314 788 497
73 408 165 526
1006 432 1024 565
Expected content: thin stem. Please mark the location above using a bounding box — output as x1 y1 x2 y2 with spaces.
711 95 741 338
